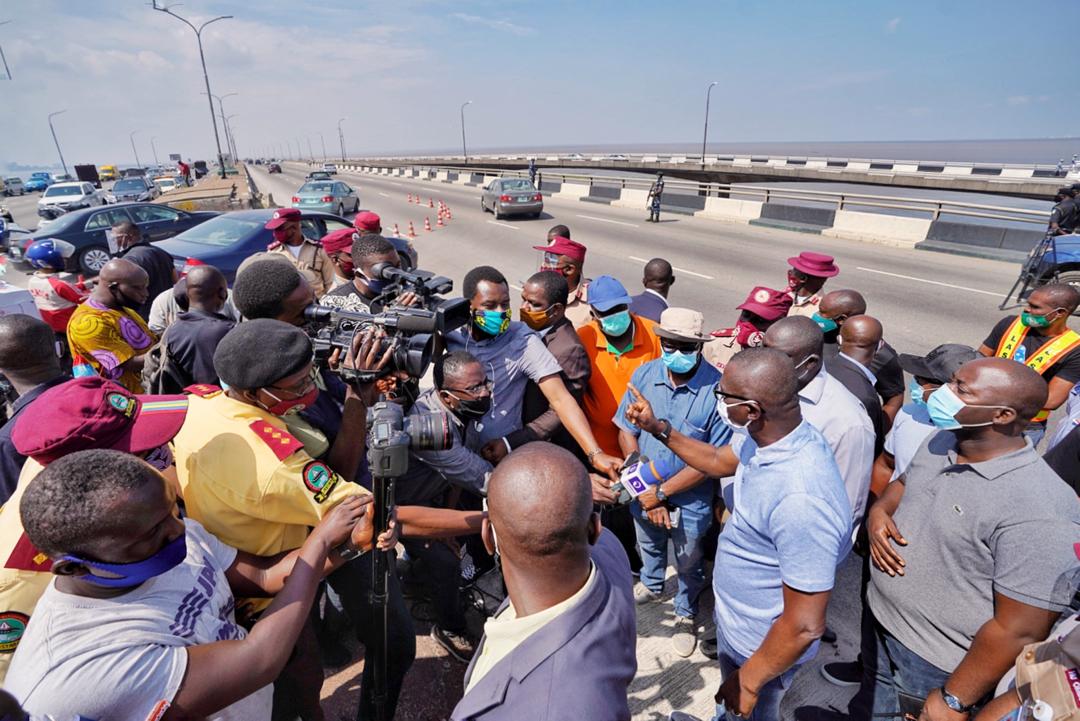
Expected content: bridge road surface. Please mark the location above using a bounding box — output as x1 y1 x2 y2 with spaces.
0 168 1035 719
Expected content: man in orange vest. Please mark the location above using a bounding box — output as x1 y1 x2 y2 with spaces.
979 283 1080 443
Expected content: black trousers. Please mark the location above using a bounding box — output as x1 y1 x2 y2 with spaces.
401 537 467 632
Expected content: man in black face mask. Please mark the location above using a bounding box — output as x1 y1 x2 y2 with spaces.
319 233 419 314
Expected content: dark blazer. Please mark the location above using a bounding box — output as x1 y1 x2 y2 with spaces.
827 354 886 456
452 530 637 721
506 318 590 453
629 290 668 324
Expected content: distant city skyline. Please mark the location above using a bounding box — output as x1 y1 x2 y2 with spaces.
2 1 1077 167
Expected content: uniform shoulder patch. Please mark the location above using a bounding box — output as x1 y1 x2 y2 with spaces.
266 241 282 251
4 531 52 573
0 611 29 653
249 420 304 460
302 460 342 504
185 384 222 398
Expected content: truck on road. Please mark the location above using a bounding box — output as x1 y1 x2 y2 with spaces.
99 165 118 181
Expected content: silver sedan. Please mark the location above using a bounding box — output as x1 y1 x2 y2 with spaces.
481 178 543 220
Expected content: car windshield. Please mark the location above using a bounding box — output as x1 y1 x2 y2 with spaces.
173 214 265 247
501 180 536 192
300 183 335 194
114 179 146 191
43 185 84 197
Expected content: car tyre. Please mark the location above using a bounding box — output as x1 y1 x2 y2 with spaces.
78 246 112 275
480 198 486 213
493 203 502 220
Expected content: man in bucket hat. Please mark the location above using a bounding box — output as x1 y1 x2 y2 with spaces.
786 251 840 318
611 308 731 657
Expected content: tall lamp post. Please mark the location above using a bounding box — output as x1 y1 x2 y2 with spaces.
224 115 239 160
152 2 232 178
460 100 473 164
319 132 327 161
701 80 719 165
150 136 161 168
0 21 13 80
202 91 238 165
47 110 68 177
306 136 314 163
130 130 142 169
337 118 347 161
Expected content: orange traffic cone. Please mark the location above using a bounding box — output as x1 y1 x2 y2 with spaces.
407 221 416 238
407 193 413 203
428 198 434 208
393 223 400 236
436 214 445 228
446 208 453 220
424 217 432 232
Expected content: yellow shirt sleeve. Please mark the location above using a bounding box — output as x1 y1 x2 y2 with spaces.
255 452 370 527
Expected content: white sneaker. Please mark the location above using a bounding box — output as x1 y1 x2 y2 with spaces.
634 585 660 604
672 616 697 657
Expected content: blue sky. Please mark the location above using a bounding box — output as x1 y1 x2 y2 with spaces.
2 0 1076 166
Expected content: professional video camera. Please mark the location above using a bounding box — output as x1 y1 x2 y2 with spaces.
367 261 455 309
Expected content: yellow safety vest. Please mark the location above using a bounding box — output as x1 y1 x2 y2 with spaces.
995 316 1080 421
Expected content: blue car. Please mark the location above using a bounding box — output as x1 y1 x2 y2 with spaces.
154 209 418 282
24 173 54 193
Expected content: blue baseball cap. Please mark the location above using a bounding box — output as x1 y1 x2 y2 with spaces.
587 275 632 312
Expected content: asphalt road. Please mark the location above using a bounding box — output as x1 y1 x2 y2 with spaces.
251 161 1026 358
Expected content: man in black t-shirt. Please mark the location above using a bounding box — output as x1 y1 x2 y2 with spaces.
320 233 416 314
112 220 177 321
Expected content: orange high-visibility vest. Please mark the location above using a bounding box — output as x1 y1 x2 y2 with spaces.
995 316 1080 422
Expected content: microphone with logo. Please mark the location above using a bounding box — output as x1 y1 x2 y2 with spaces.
610 452 680 527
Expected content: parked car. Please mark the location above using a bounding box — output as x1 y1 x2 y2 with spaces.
38 182 104 216
322 163 338 175
121 167 147 178
51 173 74 183
99 165 118 181
155 209 417 281
13 203 219 274
24 173 54 193
2 178 22 196
268 163 282 174
107 177 159 204
153 177 181 193
306 170 333 181
480 178 543 219
290 180 359 216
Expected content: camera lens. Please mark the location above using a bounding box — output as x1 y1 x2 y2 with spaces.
404 411 453 451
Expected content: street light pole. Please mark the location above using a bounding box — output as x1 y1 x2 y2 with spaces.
150 136 160 167
224 115 239 160
0 21 13 80
319 132 327 161
701 80 719 165
202 91 238 165
306 136 314 163
337 118 346 162
47 110 68 177
152 2 232 178
130 130 142 169
460 100 473 165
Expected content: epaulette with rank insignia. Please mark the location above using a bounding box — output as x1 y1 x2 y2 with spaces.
267 241 282 251
249 420 304 460
185 384 222 398
5 532 52 572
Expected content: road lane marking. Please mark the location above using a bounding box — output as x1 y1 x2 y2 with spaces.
377 192 391 198
629 256 714 280
855 267 999 297
487 221 519 230
576 214 639 228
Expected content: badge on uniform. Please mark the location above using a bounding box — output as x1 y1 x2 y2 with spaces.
0 611 29 653
303 460 341 503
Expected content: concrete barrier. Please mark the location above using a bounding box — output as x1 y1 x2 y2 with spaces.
612 188 649 210
893 164 918 174
822 210 932 248
847 161 871 171
584 185 620 204
1001 168 1035 178
695 197 764 224
751 203 836 232
942 166 972 176
554 182 590 200
539 179 562 194
435 170 449 181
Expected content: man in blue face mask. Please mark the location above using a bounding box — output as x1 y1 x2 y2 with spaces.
612 308 730 658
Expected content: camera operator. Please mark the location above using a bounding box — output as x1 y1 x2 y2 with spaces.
320 233 419 314
447 266 621 478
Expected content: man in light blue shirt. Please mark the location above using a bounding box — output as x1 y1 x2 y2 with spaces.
623 347 850 721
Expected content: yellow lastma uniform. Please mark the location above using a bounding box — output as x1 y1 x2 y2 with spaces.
994 317 1080 422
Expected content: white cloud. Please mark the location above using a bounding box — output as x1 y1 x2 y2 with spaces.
886 17 901 33
452 13 535 36
1007 95 1030 106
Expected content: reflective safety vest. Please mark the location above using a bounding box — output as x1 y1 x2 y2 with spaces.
995 316 1080 422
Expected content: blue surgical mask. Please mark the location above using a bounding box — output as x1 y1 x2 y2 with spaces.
925 384 1009 431
474 309 511 337
661 348 699 374
61 532 188 588
599 310 632 337
908 377 928 407
812 313 838 334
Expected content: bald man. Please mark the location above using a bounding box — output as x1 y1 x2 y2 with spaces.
66 259 155 393
979 283 1080 444
629 258 675 322
453 442 636 721
851 358 1080 720
163 265 236 389
828 315 886 456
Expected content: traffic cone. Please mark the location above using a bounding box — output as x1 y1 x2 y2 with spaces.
436 214 445 228
393 223 400 236
446 208 453 220
407 221 416 238
407 193 413 203
428 198 434 208
424 217 432 232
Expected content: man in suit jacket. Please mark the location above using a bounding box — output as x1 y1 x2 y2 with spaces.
629 258 674 323
506 271 591 456
827 315 886 456
452 443 637 721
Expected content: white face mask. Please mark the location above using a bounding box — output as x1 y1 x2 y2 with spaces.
716 398 757 433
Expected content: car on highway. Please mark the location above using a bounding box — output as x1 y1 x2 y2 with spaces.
155 209 417 282
322 163 338 175
290 180 359 216
565 153 586 161
11 203 219 274
153 177 181 193
4 178 24 196
480 178 544 219
306 170 333 181
107 177 159 204
38 182 105 216
24 173 54 193
51 173 74 183
268 162 282 174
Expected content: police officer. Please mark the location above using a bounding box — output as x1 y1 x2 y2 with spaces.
1049 187 1077 236
264 207 337 298
647 172 664 223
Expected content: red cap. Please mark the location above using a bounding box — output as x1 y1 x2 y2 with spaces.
353 211 381 232
531 236 586 264
321 228 356 255
265 207 302 230
737 286 793 321
787 251 839 278
11 377 188 465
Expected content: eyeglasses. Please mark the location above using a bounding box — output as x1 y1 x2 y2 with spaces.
446 378 493 396
268 376 316 398
713 388 756 404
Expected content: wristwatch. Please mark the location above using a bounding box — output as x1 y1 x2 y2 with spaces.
938 688 974 715
334 539 366 562
655 485 668 503
652 418 673 444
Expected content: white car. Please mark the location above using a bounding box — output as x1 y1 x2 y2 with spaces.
153 177 180 193
37 181 104 213
321 163 338 175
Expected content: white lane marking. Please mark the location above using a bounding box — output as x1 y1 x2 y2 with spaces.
487 221 519 230
629 256 714 280
377 192 391 198
855 267 999 297
576 214 639 228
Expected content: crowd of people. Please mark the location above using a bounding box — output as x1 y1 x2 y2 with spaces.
0 199 1076 721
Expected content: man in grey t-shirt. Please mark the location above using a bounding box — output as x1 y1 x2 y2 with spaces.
852 358 1080 721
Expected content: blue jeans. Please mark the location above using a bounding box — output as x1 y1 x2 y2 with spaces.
633 503 710 618
710 627 798 721
847 611 951 720
1023 423 1046 449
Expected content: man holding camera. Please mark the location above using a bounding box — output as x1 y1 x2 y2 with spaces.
320 233 418 314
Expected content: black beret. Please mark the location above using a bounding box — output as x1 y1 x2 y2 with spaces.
214 319 313 389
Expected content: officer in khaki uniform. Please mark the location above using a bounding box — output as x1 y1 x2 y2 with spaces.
0 376 188 681
171 319 416 720
264 207 336 298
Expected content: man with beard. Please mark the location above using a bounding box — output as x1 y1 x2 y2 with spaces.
705 287 792 371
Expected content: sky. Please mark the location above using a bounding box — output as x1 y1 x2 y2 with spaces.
1 0 1077 168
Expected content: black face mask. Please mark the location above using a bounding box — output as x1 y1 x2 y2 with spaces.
451 394 491 419
110 285 141 310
